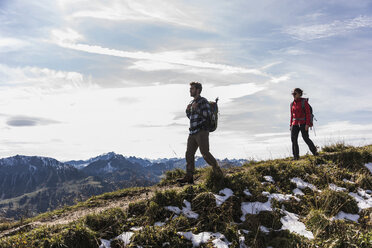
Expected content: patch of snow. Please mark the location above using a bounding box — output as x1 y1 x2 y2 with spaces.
243 189 252 196
103 162 115 173
130 227 143 231
214 188 234 207
241 192 300 221
349 192 372 210
270 193 300 202
178 232 230 248
290 177 319 191
357 188 371 199
239 235 248 248
212 237 231 248
333 211 360 222
154 221 165 227
329 184 346 192
343 178 355 184
280 210 314 240
293 188 304 196
241 229 250 234
264 176 275 183
241 200 272 221
262 191 270 197
165 206 181 215
117 232 134 246
182 200 199 219
165 200 198 219
260 226 270 233
162 242 170 246
178 231 211 247
365 162 372 174
99 239 111 248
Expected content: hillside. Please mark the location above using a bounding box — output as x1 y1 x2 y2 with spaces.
0 153 244 220
0 144 371 247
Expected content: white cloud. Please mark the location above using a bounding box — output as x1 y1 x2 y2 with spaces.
0 38 29 52
285 16 372 41
206 83 265 102
270 73 291 84
0 64 91 92
51 28 84 43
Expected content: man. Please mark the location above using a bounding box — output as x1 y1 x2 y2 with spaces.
177 82 223 184
290 88 318 160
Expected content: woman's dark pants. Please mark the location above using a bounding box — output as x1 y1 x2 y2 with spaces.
291 124 317 159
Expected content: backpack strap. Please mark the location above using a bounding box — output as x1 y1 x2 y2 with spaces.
301 98 308 120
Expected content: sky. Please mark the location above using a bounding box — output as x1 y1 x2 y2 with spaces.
1 0 372 161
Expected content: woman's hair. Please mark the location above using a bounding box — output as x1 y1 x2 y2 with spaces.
293 88 303 96
190 82 202 93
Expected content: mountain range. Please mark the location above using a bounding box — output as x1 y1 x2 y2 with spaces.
0 152 246 219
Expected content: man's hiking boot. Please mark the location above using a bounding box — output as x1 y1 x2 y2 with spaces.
292 156 299 161
177 175 194 185
313 151 319 156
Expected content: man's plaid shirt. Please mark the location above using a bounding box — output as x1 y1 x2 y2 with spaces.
186 96 211 135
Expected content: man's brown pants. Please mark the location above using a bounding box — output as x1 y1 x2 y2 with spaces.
185 130 218 175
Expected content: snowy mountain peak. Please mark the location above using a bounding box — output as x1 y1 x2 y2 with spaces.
65 152 124 169
0 155 66 169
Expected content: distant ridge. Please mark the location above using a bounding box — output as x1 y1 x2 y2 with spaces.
0 153 247 219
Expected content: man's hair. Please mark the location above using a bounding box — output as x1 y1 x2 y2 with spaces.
190 82 202 93
293 88 303 96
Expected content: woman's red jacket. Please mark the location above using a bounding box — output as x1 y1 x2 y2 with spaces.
290 98 311 126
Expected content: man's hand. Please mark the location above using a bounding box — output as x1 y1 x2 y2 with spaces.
186 104 192 111
192 102 198 110
305 125 309 131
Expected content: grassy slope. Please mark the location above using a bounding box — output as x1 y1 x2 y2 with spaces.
0 144 371 248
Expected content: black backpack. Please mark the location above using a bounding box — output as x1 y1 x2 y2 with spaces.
207 97 219 132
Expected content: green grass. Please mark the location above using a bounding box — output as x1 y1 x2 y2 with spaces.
1 144 371 247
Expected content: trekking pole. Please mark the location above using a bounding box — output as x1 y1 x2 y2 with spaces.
313 116 317 136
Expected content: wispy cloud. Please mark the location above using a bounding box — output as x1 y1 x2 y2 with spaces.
52 36 268 75
62 0 209 30
6 116 61 127
285 16 372 41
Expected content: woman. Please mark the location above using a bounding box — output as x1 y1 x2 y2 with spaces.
290 88 318 160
